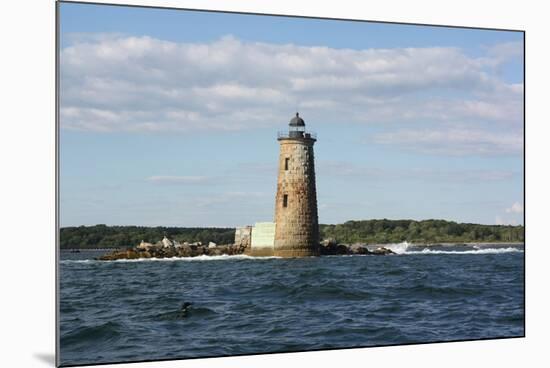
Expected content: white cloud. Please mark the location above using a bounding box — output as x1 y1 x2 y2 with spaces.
60 34 523 155
64 32 129 45
317 160 516 182
495 216 519 226
146 176 212 184
505 201 524 213
374 128 522 156
486 41 523 62
495 201 523 226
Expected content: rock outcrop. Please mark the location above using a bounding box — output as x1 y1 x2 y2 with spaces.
97 241 249 261
319 240 395 256
97 237 393 260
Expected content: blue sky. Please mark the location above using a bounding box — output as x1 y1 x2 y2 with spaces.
59 2 524 227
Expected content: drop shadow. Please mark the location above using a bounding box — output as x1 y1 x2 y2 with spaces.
34 353 56 366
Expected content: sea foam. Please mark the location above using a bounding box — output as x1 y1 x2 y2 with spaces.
383 241 413 254
405 247 523 255
61 254 281 264
383 241 523 255
60 244 523 264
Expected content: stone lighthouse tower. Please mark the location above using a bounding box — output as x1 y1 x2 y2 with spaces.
273 113 320 257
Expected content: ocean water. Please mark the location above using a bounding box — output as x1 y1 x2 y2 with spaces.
59 243 524 366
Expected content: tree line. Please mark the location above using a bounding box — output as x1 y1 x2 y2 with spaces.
319 219 524 244
60 225 235 249
60 219 524 249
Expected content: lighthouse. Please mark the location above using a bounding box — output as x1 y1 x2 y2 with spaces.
273 113 320 257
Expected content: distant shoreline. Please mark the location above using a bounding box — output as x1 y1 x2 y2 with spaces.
60 242 525 251
407 242 524 246
59 220 524 249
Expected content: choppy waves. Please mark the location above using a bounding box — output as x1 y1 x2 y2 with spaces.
61 321 122 347
59 247 524 365
406 247 523 255
61 243 523 265
61 254 282 264
383 241 523 255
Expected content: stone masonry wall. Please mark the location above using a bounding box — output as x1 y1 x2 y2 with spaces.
273 138 319 257
234 226 252 250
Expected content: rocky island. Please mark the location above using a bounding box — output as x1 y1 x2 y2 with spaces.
97 236 394 261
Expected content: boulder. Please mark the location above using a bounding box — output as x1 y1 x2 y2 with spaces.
97 249 136 260
125 249 141 259
176 244 193 257
208 247 224 256
161 236 173 248
163 248 177 258
137 240 153 250
320 242 350 255
370 246 395 255
349 244 370 255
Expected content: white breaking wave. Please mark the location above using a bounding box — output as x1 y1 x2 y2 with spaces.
405 247 523 255
379 242 522 255
60 259 94 264
61 254 281 264
115 254 282 262
60 245 523 264
383 241 413 254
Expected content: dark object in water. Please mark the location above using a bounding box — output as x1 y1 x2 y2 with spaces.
179 302 193 317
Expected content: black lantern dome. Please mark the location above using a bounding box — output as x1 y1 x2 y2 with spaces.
288 112 306 138
289 112 305 127
278 112 316 141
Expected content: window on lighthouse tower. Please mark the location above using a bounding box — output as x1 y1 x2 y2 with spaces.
283 194 288 208
285 157 289 170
